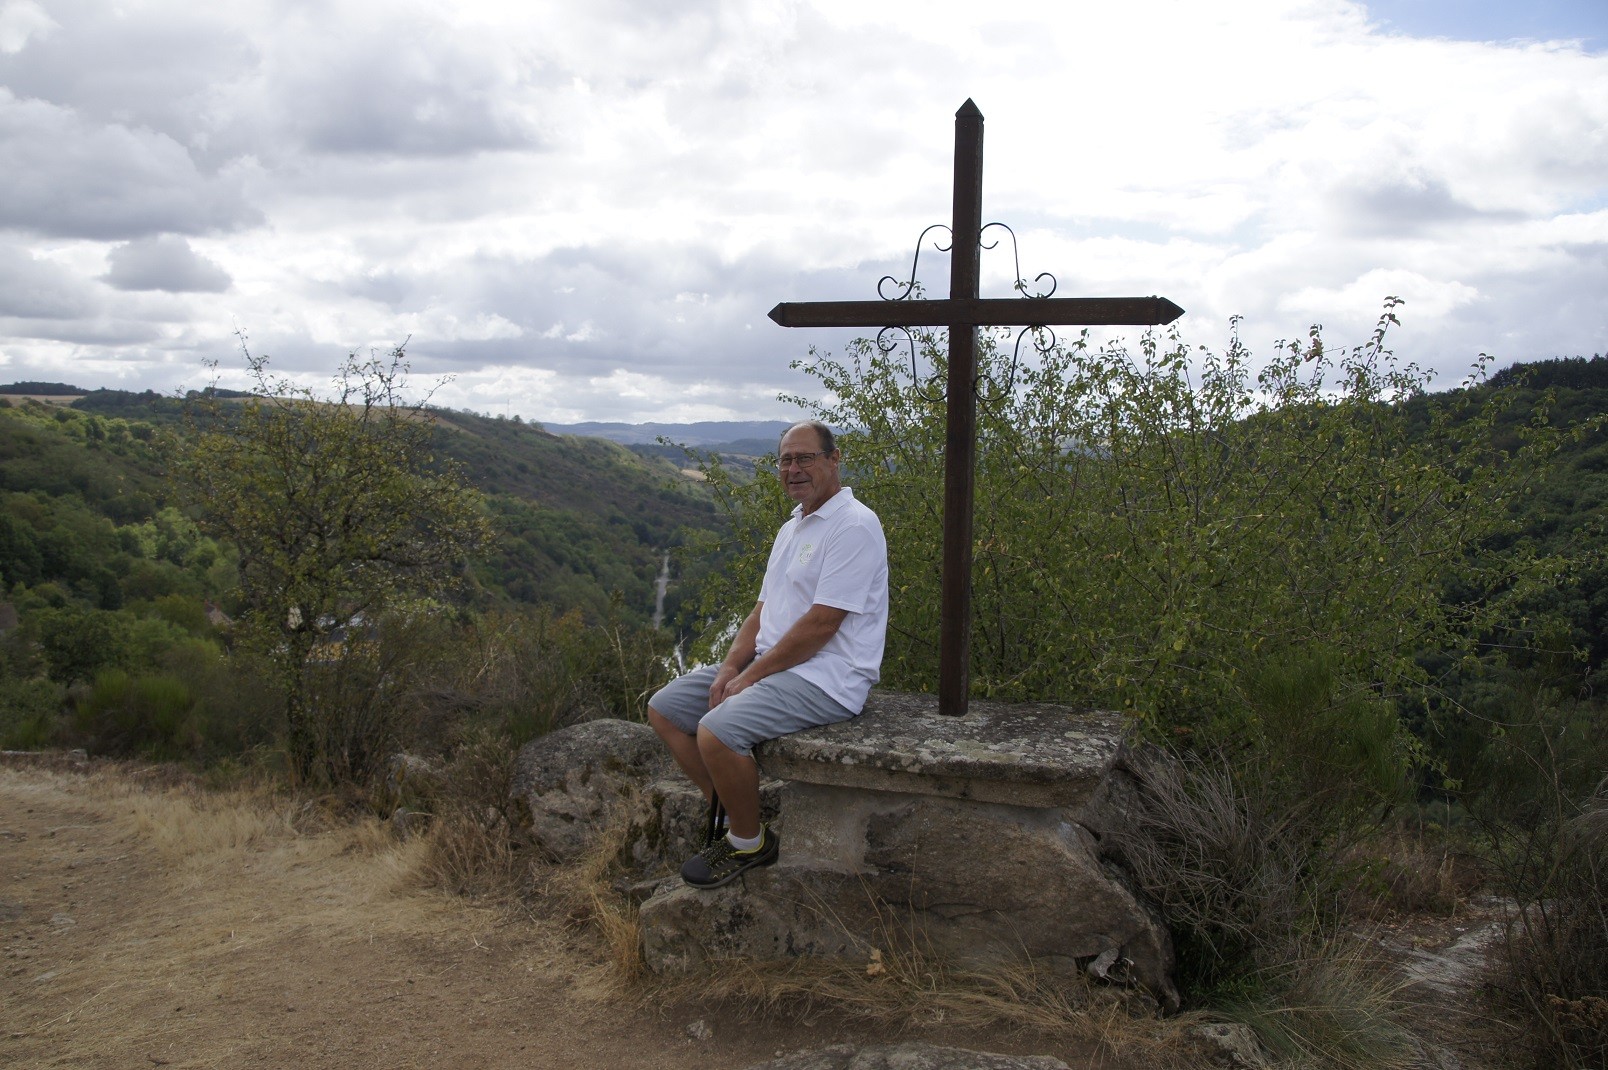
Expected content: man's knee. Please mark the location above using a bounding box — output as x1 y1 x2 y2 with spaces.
697 723 745 762
648 706 686 740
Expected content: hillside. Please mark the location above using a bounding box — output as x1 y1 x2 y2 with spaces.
0 391 737 628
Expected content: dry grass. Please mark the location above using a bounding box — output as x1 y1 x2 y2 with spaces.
1341 825 1485 919
530 789 651 983
1221 935 1423 1070
640 937 1206 1069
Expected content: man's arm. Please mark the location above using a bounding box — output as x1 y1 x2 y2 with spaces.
714 603 848 703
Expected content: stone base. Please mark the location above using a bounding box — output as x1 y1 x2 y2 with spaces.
512 697 1180 1010
638 693 1177 1009
640 780 1176 1007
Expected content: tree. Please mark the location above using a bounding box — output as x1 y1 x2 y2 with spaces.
179 342 491 783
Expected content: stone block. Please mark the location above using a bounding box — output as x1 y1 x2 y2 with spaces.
518 698 1180 1009
757 692 1126 809
640 781 1177 1008
746 1044 1070 1069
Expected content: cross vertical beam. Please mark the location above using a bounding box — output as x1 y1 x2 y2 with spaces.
941 100 983 717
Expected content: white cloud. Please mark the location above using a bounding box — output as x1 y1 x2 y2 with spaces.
0 1 56 54
0 0 1602 419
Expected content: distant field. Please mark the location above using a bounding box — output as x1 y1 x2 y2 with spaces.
0 394 84 405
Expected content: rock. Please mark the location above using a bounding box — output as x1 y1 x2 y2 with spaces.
744 1043 1070 1070
512 718 788 878
512 719 673 863
1397 912 1508 997
1185 1023 1272 1069
381 753 445 808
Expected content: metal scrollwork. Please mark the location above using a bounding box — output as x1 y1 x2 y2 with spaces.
877 326 946 403
878 224 953 302
978 324 1057 403
980 221 1057 299
873 220 1060 402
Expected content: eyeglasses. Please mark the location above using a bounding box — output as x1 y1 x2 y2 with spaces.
776 450 832 470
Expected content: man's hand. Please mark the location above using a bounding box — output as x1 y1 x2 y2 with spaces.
708 664 744 706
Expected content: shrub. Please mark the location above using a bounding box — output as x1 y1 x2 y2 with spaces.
72 668 201 759
0 676 65 748
1467 692 1608 1069
703 308 1555 738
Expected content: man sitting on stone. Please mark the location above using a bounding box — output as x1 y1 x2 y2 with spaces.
648 419 889 889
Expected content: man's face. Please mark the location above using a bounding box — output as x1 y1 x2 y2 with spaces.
777 425 841 514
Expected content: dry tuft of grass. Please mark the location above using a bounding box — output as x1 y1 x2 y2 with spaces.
1221 935 1422 1070
531 793 650 983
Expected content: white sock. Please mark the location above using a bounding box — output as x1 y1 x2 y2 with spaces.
726 829 763 852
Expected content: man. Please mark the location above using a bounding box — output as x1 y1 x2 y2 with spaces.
647 420 889 889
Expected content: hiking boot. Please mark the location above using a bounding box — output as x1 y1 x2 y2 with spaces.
680 826 780 889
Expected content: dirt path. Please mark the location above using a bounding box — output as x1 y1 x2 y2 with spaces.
0 759 1122 1070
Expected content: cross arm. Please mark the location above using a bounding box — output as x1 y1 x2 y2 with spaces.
768 296 1184 330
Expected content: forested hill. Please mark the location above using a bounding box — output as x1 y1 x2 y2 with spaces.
1486 354 1608 391
0 390 734 629
418 408 724 616
4 354 1603 642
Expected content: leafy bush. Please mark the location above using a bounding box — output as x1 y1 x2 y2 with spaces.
73 669 201 759
1464 691 1608 1069
705 307 1554 738
0 676 65 748
178 343 491 783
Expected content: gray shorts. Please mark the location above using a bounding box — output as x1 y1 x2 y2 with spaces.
648 663 856 756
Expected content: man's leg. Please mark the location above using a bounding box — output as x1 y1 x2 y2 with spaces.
647 706 715 799
696 725 761 840
645 668 722 799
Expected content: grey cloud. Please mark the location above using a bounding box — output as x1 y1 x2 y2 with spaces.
102 235 232 293
346 241 900 394
1334 173 1526 236
0 92 260 239
261 14 548 159
0 6 252 155
0 316 159 346
0 243 99 319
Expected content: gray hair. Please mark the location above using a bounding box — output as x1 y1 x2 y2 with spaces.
783 420 836 454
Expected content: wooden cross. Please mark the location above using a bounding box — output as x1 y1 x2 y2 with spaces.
769 99 1183 716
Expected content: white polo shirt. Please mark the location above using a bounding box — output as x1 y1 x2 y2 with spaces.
755 486 888 713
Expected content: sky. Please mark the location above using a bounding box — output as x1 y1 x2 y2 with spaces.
0 0 1603 424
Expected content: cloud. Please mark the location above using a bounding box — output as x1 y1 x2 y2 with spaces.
0 1 56 54
0 0 1603 420
0 90 260 239
0 242 98 318
102 235 232 293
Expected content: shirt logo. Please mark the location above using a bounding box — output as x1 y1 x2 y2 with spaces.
796 541 816 565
